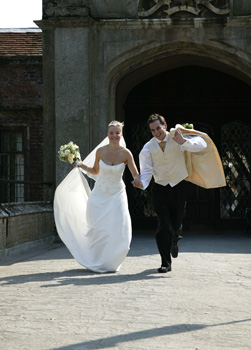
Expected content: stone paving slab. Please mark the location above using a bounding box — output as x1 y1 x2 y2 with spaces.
0 231 251 350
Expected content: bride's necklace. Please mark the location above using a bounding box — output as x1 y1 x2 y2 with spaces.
108 146 120 153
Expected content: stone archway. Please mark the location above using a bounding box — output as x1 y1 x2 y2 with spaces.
114 48 251 121
114 57 251 230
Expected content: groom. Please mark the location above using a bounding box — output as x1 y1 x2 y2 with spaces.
132 114 207 273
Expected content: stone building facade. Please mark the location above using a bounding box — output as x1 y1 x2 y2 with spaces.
37 0 251 230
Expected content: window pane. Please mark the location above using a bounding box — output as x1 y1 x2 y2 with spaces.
15 153 24 201
1 133 10 152
16 133 23 152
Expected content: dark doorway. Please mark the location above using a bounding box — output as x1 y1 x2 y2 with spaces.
120 65 251 230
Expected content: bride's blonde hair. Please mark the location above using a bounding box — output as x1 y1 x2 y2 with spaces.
108 120 124 130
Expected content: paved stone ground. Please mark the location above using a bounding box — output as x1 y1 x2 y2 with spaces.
0 230 251 350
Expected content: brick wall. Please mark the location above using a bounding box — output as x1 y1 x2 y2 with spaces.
0 63 42 109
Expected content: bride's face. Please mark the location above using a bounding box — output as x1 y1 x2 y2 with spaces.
108 126 122 144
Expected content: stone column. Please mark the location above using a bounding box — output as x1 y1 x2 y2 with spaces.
54 23 91 184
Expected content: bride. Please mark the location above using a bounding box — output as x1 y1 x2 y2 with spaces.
53 121 141 273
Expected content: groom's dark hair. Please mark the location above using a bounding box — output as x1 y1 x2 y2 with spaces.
147 113 166 126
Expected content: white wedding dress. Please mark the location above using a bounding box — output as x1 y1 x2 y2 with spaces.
53 159 132 273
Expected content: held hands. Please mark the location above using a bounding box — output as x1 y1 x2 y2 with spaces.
131 175 143 189
172 128 186 145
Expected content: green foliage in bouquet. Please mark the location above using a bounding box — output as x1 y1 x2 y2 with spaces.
182 123 194 129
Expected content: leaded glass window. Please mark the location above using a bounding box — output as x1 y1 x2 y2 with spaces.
221 122 251 219
0 131 25 202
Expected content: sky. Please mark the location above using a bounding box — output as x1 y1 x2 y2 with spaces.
0 0 42 28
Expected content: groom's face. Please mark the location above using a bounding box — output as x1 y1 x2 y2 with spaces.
149 120 167 141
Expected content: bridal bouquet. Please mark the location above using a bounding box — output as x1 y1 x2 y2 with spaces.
57 141 81 164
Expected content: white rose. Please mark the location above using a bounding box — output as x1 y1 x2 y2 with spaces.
68 154 74 163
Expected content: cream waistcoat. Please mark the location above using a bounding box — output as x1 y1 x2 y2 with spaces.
148 137 188 186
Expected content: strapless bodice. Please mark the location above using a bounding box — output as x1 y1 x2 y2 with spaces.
94 160 126 194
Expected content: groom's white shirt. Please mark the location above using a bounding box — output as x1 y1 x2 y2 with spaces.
139 132 207 190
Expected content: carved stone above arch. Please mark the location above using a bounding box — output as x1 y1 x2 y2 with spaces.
138 0 231 18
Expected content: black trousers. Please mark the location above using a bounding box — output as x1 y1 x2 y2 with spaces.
151 181 187 267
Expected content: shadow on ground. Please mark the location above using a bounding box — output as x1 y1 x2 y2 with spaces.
53 318 251 350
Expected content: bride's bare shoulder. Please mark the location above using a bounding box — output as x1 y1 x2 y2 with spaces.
96 145 109 156
122 147 132 155
97 145 108 152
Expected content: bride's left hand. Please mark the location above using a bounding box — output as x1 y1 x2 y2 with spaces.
131 178 143 189
74 160 83 168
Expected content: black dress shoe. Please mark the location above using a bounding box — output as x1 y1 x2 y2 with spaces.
158 265 171 273
171 235 182 258
171 241 179 258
